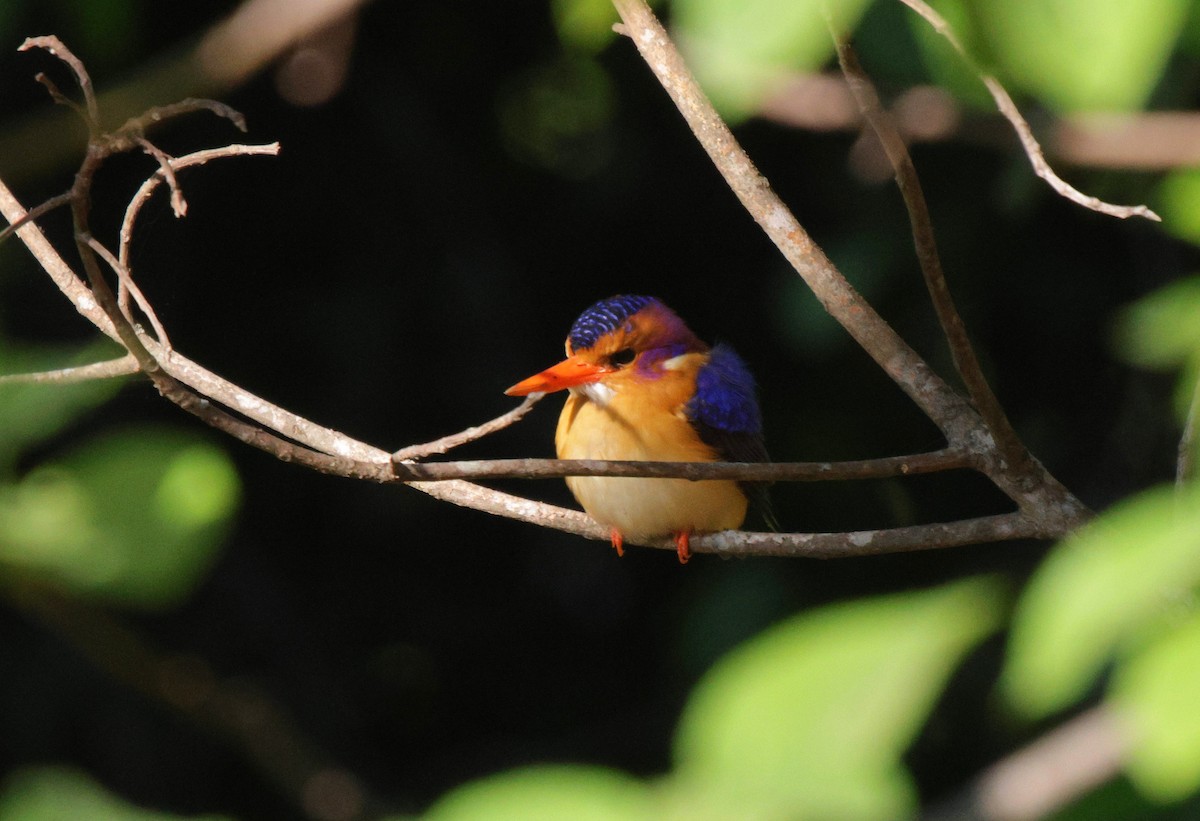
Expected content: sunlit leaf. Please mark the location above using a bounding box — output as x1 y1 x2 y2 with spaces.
0 427 240 608
671 577 1005 820
422 765 655 821
977 0 1190 112
1112 610 1200 802
1157 170 1200 246
672 0 872 119
1003 485 1200 718
0 766 230 820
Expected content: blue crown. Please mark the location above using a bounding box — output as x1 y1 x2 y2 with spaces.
567 295 657 351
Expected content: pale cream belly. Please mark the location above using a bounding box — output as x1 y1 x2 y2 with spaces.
556 391 748 538
565 474 747 539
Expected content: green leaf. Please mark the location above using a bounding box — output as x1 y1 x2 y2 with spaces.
907 0 995 109
0 426 240 609
672 0 872 119
1156 170 1200 246
1116 277 1200 370
0 766 230 820
977 0 1190 112
1112 610 1200 802
422 765 655 821
0 339 129 473
670 577 1006 820
1003 485 1200 718
1115 277 1200 423
552 0 621 53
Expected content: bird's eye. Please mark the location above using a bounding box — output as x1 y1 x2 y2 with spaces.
610 348 636 367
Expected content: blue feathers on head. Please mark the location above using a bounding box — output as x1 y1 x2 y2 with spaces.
568 295 657 352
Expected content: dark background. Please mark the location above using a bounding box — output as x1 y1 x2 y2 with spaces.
0 1 1194 818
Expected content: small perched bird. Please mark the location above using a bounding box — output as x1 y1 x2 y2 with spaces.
506 295 774 563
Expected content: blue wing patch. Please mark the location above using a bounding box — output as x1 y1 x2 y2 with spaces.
685 344 763 436
686 344 778 531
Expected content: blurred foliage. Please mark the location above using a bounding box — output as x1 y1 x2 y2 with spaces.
1157 170 1200 246
0 426 240 608
423 765 655 821
0 767 229 820
1116 276 1200 421
671 0 872 118
549 0 1198 120
1003 272 1200 807
0 338 127 471
975 0 1192 112
1002 485 1200 717
1 260 239 611
425 578 1003 821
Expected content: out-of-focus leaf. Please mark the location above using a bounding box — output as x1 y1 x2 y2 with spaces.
497 55 615 178
422 765 655 821
1157 170 1200 246
672 0 872 119
670 577 1005 820
1112 610 1200 802
907 0 994 109
0 766 230 820
1003 485 1200 718
977 0 1190 112
0 339 129 473
63 0 141 65
1117 277 1200 370
0 426 239 609
552 0 621 53
1115 277 1200 422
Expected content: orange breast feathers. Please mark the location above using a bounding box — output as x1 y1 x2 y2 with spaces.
554 350 749 541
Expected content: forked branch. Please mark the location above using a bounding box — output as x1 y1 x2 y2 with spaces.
1 28 1093 559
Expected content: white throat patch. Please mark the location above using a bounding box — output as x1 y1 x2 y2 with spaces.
573 382 617 407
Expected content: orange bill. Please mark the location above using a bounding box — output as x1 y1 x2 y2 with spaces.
505 356 608 396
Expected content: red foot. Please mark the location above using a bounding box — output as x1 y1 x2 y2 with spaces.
673 531 691 565
610 528 625 557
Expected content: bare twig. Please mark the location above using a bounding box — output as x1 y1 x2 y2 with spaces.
82 233 171 347
832 38 1033 476
135 137 187 217
117 97 248 136
20 35 100 130
389 449 971 483
0 190 72 243
895 0 1159 222
0 354 139 384
120 143 282 270
392 395 544 461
